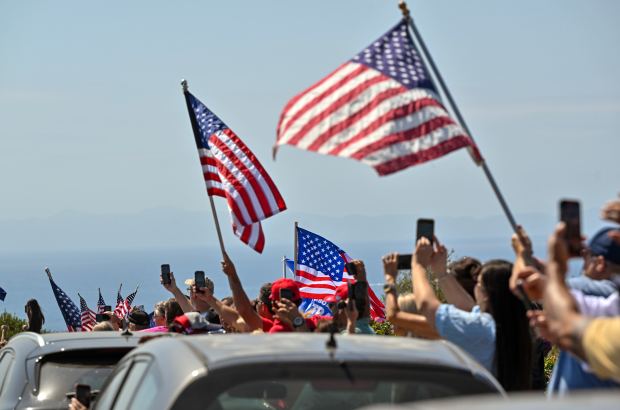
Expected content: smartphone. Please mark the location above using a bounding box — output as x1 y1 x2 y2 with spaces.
347 282 355 300
515 280 541 311
75 384 91 407
279 288 294 301
416 219 435 244
161 264 171 285
346 261 357 276
560 200 582 257
397 254 412 270
353 281 368 301
194 271 206 290
96 313 110 322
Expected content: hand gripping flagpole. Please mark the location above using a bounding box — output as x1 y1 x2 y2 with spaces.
181 79 227 259
398 1 518 232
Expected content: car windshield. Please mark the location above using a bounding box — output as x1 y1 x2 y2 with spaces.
35 349 130 406
174 362 498 410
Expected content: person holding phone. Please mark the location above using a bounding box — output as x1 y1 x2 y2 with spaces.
411 236 533 391
382 253 439 339
267 278 313 333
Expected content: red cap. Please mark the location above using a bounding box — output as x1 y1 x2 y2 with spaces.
325 284 349 303
270 278 301 301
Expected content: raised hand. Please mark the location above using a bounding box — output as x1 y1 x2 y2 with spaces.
382 253 398 281
412 237 433 268
430 237 448 276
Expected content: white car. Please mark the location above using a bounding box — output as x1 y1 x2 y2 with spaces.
92 333 504 410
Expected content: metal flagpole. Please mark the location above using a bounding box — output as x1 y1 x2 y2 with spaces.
282 256 287 278
181 79 227 258
293 222 299 277
398 1 518 232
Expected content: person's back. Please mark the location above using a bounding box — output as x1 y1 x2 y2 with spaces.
24 299 45 334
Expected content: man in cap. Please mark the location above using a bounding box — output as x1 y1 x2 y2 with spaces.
127 308 150 331
268 278 313 333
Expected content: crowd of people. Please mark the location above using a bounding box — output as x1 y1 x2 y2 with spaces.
2 197 620 404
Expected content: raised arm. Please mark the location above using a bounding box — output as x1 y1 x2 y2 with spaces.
221 253 263 331
411 238 441 327
161 272 194 313
192 285 241 327
430 238 475 312
383 253 439 338
544 223 589 360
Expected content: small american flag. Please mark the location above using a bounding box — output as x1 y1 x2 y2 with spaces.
185 92 287 253
288 227 385 320
97 288 107 314
45 268 81 332
114 287 138 319
0 286 6 302
275 19 481 176
78 293 96 331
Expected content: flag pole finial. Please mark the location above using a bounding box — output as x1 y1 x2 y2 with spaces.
44 267 52 280
181 79 188 92
398 1 411 19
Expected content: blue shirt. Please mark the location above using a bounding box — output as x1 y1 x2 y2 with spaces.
435 304 496 372
548 276 620 396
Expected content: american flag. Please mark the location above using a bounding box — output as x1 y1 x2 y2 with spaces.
45 268 81 332
114 287 138 319
78 293 96 332
275 19 481 176
287 227 385 320
113 284 124 318
97 288 107 314
185 91 287 253
0 286 6 302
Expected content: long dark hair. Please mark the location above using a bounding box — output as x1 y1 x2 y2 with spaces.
480 260 532 391
25 299 45 333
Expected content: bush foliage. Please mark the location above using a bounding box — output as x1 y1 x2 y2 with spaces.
0 311 28 341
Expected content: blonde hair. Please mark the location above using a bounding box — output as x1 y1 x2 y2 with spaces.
397 293 418 314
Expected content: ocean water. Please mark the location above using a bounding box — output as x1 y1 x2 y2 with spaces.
0 236 582 331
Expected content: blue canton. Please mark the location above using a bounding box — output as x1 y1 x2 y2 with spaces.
188 93 229 149
351 19 436 93
50 279 82 329
297 227 345 282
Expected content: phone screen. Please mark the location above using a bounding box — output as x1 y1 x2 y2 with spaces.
194 271 206 289
279 288 294 301
397 254 412 270
416 219 435 244
161 264 171 285
75 384 91 407
560 200 581 257
345 262 357 276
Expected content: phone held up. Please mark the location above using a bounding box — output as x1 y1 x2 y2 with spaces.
194 271 206 291
560 199 582 257
161 264 171 285
279 288 295 301
397 254 412 270
515 280 541 311
416 218 435 245
75 384 92 407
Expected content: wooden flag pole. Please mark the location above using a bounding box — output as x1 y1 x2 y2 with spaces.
293 222 299 277
181 79 227 258
399 1 518 232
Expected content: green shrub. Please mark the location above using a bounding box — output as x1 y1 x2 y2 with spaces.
0 311 28 341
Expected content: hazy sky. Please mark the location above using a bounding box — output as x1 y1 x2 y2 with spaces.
1 0 618 229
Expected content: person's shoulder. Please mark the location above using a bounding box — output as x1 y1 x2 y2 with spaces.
567 276 617 297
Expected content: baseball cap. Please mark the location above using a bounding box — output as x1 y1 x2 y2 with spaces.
127 309 150 327
269 278 301 301
169 312 223 335
588 227 620 265
325 284 349 304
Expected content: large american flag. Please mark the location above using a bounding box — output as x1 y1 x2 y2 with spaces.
114 287 138 319
287 227 385 320
45 269 81 332
275 19 481 176
78 293 96 332
186 92 287 253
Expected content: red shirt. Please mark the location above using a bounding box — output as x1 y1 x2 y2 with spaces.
261 317 274 332
268 318 316 333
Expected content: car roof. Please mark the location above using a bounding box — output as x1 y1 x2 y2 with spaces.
3 331 154 359
133 333 493 374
